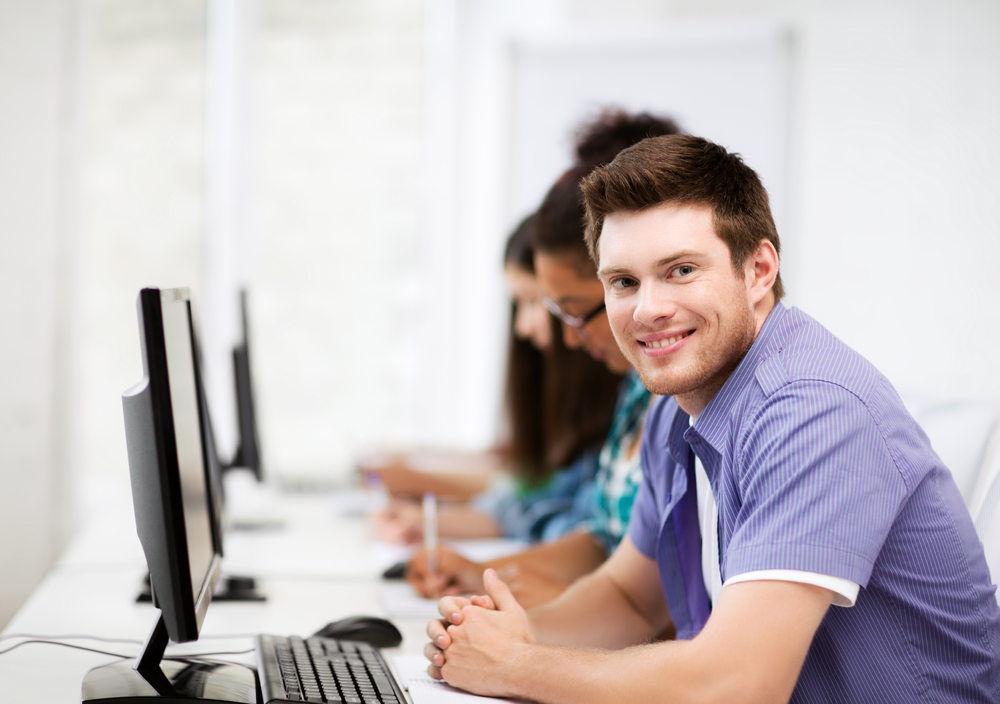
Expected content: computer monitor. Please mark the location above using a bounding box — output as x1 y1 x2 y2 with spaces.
82 287 258 703
135 294 267 602
227 289 263 480
192 313 266 598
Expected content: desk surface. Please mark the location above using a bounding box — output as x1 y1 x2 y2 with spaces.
0 487 434 702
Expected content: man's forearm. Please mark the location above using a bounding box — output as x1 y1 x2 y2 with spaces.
528 568 661 649
432 566 820 704
504 581 831 704
498 638 717 704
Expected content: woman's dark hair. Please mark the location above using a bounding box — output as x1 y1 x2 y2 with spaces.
535 108 683 274
502 215 622 484
574 108 682 171
504 212 537 271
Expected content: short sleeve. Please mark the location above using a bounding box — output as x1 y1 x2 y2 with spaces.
724 380 909 587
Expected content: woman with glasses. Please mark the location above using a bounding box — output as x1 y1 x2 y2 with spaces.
406 109 681 608
368 212 623 545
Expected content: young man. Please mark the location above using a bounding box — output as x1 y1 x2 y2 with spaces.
423 135 1000 703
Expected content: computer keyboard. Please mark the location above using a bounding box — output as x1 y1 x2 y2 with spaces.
256 634 407 704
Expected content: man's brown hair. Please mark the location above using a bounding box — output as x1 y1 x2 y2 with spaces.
581 134 784 300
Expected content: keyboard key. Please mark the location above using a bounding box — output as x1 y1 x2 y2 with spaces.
373 678 395 695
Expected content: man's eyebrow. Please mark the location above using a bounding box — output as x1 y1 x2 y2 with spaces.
656 251 700 267
596 265 632 278
598 251 703 278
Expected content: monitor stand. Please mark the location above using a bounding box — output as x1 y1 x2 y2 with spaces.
81 614 261 704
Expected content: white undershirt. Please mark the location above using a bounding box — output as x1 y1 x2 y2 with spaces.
691 432 859 609
694 455 724 606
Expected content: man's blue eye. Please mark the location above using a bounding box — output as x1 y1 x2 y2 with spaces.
676 265 694 277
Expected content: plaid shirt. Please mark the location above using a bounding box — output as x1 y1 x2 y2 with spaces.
586 369 654 554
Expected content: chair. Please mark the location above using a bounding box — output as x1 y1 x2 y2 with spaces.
971 426 1000 587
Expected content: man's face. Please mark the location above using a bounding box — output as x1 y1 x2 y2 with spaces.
597 203 766 412
534 251 632 375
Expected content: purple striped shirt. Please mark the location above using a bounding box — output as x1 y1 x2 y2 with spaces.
630 303 1000 702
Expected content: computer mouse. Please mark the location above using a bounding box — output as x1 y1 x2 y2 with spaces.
381 560 407 580
311 615 403 648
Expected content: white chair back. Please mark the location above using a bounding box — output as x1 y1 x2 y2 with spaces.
973 464 1000 588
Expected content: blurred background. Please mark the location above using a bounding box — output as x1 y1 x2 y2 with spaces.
1 0 998 629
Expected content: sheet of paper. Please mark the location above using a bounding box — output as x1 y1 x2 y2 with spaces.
449 538 528 563
391 654 524 704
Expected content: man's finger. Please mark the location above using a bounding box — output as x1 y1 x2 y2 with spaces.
426 618 450 648
482 568 520 612
424 641 445 667
470 594 496 609
437 596 468 624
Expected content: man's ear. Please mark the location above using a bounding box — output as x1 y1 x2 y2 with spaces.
745 239 779 306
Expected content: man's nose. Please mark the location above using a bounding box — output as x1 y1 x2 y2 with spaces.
634 284 675 326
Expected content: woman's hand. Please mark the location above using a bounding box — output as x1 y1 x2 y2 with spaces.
372 498 423 545
407 547 486 598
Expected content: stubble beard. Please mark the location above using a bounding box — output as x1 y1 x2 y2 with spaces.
629 301 758 411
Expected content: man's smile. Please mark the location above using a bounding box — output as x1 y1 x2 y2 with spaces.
639 330 694 351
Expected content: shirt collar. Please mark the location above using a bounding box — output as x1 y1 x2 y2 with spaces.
692 301 788 455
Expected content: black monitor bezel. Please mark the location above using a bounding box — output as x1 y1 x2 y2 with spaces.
124 287 222 644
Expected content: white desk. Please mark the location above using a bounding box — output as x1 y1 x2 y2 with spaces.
0 487 434 703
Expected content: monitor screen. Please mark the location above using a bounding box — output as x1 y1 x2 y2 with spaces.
160 290 216 605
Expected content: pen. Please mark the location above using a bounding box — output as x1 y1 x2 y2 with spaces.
423 492 438 577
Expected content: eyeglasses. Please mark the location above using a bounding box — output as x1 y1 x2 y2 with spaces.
542 296 606 329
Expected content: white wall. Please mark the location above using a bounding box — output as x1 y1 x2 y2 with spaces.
0 0 76 629
249 0 425 481
772 0 1000 398
72 0 206 489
